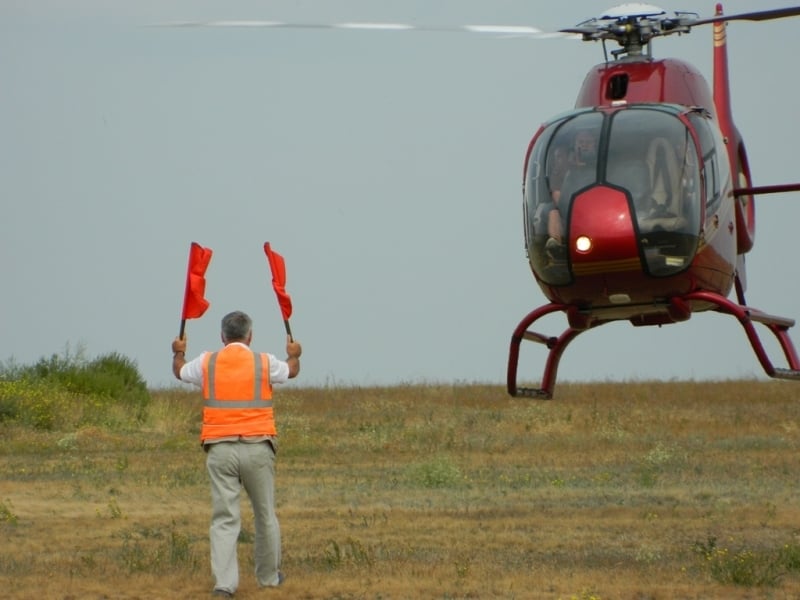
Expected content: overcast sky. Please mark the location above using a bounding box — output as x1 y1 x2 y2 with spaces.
3 1 800 391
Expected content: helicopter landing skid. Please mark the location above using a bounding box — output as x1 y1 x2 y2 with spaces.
507 292 800 398
683 291 800 381
506 302 609 399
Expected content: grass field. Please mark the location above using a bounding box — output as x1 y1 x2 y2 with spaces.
1 380 799 599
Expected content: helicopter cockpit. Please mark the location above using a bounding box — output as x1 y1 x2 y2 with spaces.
524 105 707 287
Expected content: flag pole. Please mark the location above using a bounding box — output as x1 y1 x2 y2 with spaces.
179 242 193 339
284 319 293 342
179 251 190 339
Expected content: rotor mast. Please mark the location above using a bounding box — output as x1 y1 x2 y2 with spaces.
562 5 697 61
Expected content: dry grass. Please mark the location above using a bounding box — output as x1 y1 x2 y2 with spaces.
1 380 800 599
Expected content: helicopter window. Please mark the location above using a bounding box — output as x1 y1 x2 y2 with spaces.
674 129 701 221
607 109 687 215
705 158 718 208
523 123 561 279
708 123 731 210
606 110 657 211
523 125 556 239
687 112 730 212
688 113 715 155
606 108 701 277
523 111 601 286
550 113 604 212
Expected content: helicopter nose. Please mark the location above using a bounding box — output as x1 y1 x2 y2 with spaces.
568 185 641 276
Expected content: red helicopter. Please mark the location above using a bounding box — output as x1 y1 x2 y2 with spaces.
507 3 800 397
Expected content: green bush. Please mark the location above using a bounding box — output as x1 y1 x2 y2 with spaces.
60 352 150 422
0 379 73 430
0 348 150 430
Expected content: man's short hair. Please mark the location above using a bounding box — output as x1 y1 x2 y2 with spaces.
221 311 252 343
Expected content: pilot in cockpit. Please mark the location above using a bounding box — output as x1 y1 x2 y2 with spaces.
546 128 599 248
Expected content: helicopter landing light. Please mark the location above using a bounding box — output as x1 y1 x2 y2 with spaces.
608 293 632 304
575 236 593 253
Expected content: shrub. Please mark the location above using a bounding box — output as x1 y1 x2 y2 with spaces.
0 379 73 430
66 353 150 422
0 348 150 430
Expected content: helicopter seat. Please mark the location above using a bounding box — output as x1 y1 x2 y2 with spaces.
607 158 651 210
608 159 678 231
646 136 682 217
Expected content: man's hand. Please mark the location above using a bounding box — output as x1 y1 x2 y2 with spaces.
172 336 187 354
286 336 302 379
286 336 301 359
172 336 187 380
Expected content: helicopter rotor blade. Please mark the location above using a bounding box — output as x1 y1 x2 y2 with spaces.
691 6 800 27
155 19 574 39
559 27 600 35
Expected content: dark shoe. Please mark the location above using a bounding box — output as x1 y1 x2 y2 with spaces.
212 590 233 598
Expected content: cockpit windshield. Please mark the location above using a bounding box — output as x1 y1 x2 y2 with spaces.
524 106 702 285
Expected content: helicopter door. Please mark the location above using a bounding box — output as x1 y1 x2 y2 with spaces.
606 109 702 276
523 111 602 286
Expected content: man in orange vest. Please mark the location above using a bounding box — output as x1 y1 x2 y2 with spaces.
171 310 301 597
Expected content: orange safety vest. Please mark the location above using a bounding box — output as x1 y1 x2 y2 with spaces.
200 344 275 442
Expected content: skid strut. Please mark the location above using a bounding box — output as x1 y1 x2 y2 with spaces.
506 302 605 399
684 291 800 380
507 293 800 398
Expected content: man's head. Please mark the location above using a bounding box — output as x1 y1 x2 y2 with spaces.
221 311 253 345
574 129 598 165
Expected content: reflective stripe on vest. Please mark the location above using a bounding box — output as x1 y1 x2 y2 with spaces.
200 345 275 441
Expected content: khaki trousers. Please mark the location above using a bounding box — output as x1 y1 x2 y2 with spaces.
205 440 281 593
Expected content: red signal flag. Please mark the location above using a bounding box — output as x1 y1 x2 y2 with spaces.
181 242 213 320
263 242 293 321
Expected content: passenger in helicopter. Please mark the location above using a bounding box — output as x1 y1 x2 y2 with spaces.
532 144 569 239
547 144 570 206
546 128 599 250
